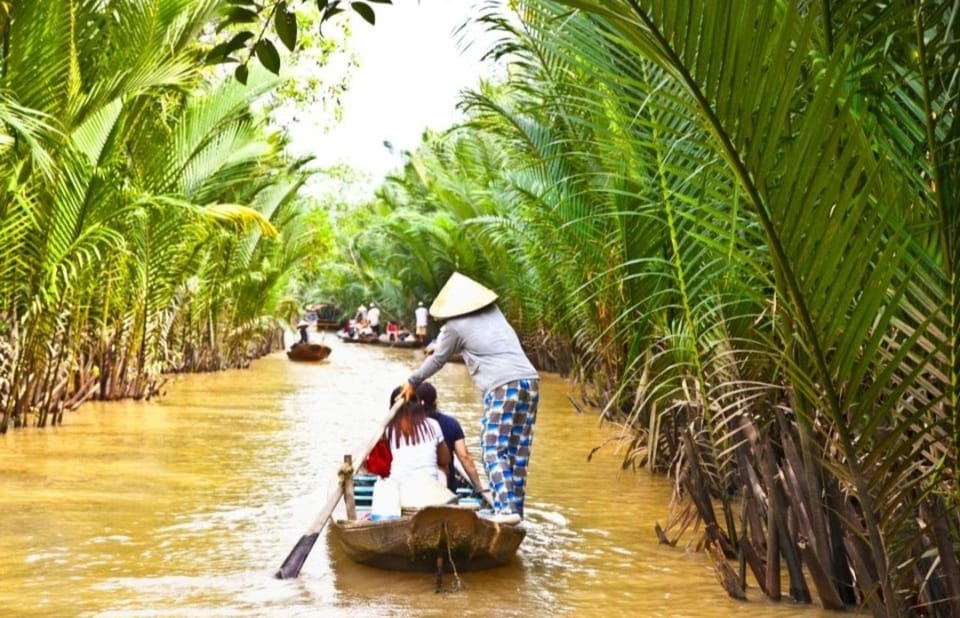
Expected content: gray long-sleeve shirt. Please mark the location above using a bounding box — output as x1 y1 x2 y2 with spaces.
408 305 538 397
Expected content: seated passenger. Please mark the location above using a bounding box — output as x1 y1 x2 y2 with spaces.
356 319 374 339
416 381 484 494
385 320 401 342
384 394 455 509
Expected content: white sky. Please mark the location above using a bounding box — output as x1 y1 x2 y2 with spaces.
287 1 501 199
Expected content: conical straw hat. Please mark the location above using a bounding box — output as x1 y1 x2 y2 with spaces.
429 272 498 319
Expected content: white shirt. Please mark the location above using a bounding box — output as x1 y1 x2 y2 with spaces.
367 306 380 326
386 418 443 482
415 306 428 327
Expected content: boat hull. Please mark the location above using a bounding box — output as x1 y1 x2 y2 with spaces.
337 334 378 344
286 343 331 361
378 339 422 349
330 506 525 572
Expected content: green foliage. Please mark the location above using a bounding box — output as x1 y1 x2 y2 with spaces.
255 39 282 74
212 0 394 80
274 2 299 51
0 0 319 431
350 2 376 25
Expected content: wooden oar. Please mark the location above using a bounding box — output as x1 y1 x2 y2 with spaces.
274 397 403 579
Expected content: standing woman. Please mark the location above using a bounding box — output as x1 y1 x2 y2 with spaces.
400 272 539 524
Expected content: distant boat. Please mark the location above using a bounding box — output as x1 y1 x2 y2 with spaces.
378 334 422 348
286 343 331 362
337 331 379 344
305 302 342 330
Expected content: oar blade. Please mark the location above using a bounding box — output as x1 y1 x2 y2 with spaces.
274 532 319 579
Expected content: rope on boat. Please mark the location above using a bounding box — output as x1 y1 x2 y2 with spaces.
435 522 463 594
337 461 354 485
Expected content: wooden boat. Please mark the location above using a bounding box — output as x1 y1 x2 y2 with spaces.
329 473 525 572
346 332 422 348
378 337 422 349
337 331 379 344
286 342 331 361
306 302 342 330
330 505 525 572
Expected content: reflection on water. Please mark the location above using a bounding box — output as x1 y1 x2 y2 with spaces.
0 337 832 617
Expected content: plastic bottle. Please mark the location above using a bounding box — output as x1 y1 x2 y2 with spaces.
370 477 401 521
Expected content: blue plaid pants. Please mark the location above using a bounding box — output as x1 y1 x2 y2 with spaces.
481 378 540 516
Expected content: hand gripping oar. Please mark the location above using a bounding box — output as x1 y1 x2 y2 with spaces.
453 458 493 507
274 397 403 579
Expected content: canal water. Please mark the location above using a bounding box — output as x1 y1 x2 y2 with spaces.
0 336 835 617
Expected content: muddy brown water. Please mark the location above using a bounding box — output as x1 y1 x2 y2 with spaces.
0 336 836 617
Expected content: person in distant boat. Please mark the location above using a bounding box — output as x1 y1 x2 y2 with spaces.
356 319 374 339
385 387 455 508
414 301 429 344
367 303 381 335
385 320 401 342
400 272 540 525
416 381 484 495
295 320 309 346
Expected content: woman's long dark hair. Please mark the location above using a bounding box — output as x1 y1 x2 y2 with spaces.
416 381 439 418
386 397 432 448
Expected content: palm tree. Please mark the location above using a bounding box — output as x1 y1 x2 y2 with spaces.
0 1 315 430
510 1 960 614
0 0 224 427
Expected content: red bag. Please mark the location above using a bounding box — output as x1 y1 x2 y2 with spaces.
365 437 392 477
